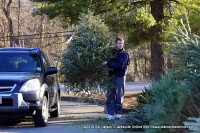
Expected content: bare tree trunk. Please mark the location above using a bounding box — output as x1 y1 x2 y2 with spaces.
150 0 164 81
2 0 13 47
39 2 47 49
40 14 45 48
17 0 21 46
0 18 7 47
144 57 147 79
133 51 139 81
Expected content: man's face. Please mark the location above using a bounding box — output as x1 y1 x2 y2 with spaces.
115 40 124 50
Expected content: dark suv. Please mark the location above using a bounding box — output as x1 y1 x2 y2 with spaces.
0 47 60 127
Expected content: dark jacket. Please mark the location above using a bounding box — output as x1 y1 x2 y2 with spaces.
107 48 130 77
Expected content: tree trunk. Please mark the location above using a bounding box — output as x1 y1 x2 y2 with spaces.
144 56 147 79
2 0 13 47
150 0 164 81
17 0 21 46
133 51 139 81
40 14 45 48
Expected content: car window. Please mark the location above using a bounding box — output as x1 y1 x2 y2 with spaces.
0 53 41 73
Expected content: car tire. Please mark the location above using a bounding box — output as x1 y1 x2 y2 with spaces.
33 96 49 127
50 94 60 117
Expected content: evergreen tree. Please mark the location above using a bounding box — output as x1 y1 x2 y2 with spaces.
169 17 200 108
61 12 114 93
130 18 200 133
145 73 188 133
32 0 200 81
145 17 200 133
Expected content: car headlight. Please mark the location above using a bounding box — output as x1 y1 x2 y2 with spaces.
20 79 40 92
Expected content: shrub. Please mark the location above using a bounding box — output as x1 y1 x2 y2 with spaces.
137 88 154 107
145 73 188 133
168 18 200 116
133 17 200 133
125 108 149 132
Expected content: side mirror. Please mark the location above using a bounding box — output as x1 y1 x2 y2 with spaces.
46 67 57 75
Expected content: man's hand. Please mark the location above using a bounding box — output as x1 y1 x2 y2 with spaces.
102 61 107 66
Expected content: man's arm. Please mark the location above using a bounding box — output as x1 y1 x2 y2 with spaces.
107 53 128 69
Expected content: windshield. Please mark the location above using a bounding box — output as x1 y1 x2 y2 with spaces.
0 53 42 73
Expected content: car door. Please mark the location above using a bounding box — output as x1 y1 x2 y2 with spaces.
45 53 58 106
41 53 55 107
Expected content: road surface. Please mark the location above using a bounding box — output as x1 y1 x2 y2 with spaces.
125 82 151 93
0 83 150 133
0 101 130 133
61 82 151 93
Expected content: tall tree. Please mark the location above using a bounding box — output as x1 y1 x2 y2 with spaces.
32 0 199 81
1 0 13 47
149 0 164 80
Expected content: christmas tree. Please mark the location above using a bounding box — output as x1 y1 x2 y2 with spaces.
61 12 114 94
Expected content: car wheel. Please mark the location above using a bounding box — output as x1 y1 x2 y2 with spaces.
33 96 49 127
50 94 60 117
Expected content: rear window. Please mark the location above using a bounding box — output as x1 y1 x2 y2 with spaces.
0 52 42 73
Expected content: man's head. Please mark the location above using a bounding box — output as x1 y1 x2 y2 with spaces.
115 37 124 50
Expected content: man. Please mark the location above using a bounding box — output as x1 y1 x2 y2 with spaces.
102 37 130 120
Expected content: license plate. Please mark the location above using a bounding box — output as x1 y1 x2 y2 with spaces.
0 96 2 104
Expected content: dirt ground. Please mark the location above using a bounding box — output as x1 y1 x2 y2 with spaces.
61 93 139 109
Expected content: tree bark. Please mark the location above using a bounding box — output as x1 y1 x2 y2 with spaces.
2 0 13 47
133 51 139 81
17 0 21 46
150 0 164 81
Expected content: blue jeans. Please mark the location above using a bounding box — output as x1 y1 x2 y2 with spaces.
106 76 125 115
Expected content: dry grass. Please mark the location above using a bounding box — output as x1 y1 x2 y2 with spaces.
62 92 139 108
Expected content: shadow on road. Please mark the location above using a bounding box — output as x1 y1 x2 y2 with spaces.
0 116 128 133
0 101 129 133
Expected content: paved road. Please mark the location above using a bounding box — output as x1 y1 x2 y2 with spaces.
125 82 151 93
0 101 130 133
61 82 151 93
0 83 150 133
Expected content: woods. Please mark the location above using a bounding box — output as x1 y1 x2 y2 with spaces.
1 0 199 81
0 0 200 132
0 0 72 72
